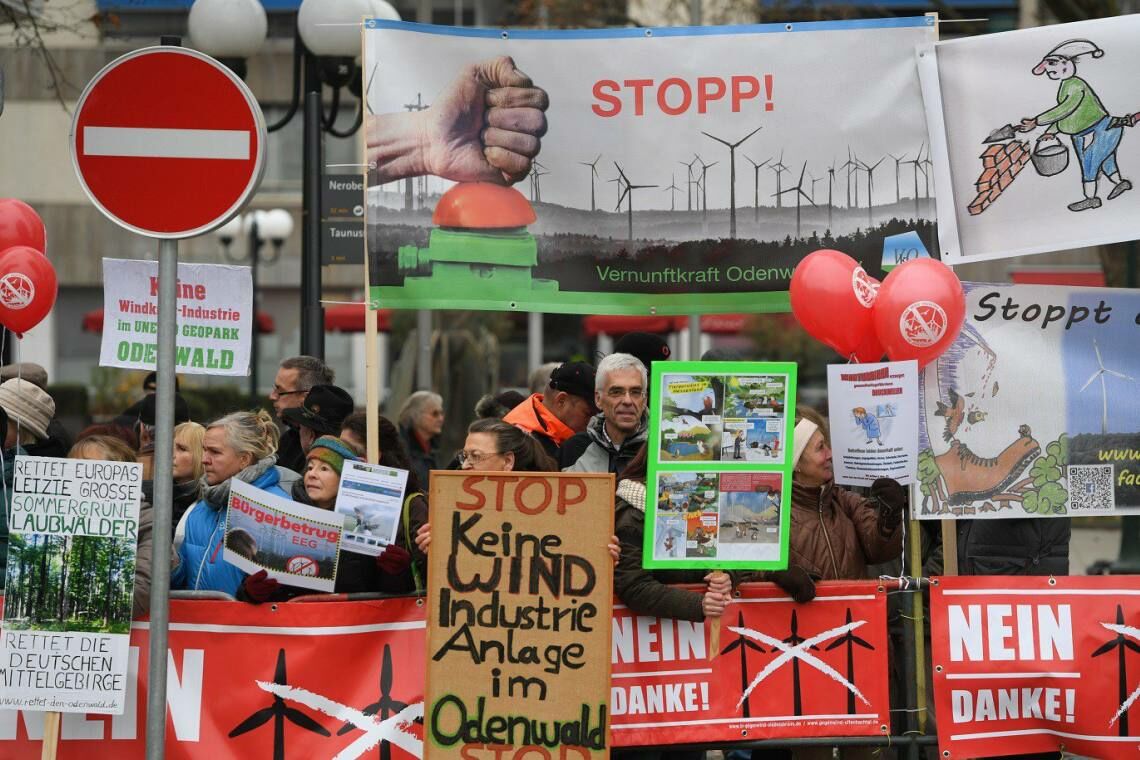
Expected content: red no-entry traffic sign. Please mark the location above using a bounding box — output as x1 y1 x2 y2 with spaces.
70 47 266 239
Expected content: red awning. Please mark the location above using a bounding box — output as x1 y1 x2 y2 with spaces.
582 315 675 337
671 314 751 335
82 308 275 334
324 304 392 333
1009 268 1105 287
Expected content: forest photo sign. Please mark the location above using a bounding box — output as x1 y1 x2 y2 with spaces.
1 456 141 714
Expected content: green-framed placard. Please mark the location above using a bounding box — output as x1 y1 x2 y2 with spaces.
644 361 797 570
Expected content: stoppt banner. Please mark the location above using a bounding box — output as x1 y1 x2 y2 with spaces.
425 472 615 760
930 576 1140 760
363 18 937 315
917 282 1140 519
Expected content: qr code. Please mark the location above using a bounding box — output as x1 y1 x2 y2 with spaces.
1067 464 1115 514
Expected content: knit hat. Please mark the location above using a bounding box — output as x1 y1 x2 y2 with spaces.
0 378 54 440
306 435 360 476
791 418 819 471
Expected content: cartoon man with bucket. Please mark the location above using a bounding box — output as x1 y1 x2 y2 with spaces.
1018 39 1133 212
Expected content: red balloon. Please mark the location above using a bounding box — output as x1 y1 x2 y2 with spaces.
0 199 46 255
0 246 58 337
789 249 881 360
851 329 886 363
872 258 965 367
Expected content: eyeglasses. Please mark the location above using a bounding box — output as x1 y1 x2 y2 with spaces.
457 450 501 466
604 386 645 400
271 386 306 398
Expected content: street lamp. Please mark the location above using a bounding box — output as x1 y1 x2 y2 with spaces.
216 209 294 399
188 0 400 360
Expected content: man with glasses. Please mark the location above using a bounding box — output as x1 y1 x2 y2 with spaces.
503 361 597 459
270 356 335 474
563 353 648 474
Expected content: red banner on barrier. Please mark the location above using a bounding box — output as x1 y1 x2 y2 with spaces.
931 576 1140 760
1 582 889 757
612 581 890 744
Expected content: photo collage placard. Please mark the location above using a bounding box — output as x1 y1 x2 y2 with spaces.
645 362 797 570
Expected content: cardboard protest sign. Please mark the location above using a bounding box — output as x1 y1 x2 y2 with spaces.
919 15 1140 263
1 457 141 714
917 281 1140 519
425 472 614 760
930 575 1140 760
645 361 796 569
827 361 919 486
98 258 252 375
363 18 937 315
333 461 409 556
224 480 345 593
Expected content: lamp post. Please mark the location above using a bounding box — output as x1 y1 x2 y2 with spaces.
216 210 293 398
189 0 400 360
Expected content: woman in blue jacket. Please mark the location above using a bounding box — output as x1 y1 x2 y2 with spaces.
172 409 293 595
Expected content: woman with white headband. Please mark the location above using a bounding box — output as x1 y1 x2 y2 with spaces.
767 406 906 603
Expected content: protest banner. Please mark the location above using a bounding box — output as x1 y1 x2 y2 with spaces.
98 258 252 375
1 456 141 715
645 361 796 569
334 461 409 556
425 472 614 760
916 281 1140 519
827 361 919 486
0 582 890 757
919 15 1140 264
224 480 345 593
362 18 937 315
930 575 1140 760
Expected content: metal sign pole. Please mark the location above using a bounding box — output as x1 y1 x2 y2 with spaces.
145 237 178 759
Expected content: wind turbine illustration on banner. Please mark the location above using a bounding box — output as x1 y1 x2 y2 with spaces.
824 609 875 714
745 155 770 223
826 161 837 230
578 154 601 211
664 173 682 211
774 161 815 239
701 125 762 239
1080 338 1136 435
769 151 789 209
860 156 885 228
528 160 549 203
840 147 859 208
904 145 926 219
888 152 907 204
229 649 331 760
680 155 700 211
697 155 718 218
614 161 657 241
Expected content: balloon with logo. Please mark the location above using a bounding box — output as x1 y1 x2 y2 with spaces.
0 199 46 255
872 258 965 367
0 246 58 337
789 249 881 360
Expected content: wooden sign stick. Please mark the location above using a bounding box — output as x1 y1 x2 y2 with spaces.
41 711 61 760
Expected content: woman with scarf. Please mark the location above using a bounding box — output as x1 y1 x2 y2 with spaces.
171 410 298 596
239 436 421 602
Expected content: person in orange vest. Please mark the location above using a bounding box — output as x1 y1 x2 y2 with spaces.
502 361 597 459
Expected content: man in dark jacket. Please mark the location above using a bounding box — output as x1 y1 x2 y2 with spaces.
270 356 335 474
957 518 1070 575
562 353 648 474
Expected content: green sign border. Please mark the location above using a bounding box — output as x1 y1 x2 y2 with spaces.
644 360 797 570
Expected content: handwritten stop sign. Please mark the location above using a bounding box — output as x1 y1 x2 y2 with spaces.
70 47 266 238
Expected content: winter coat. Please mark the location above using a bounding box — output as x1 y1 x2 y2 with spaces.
170 464 291 596
614 480 716 622
563 414 648 475
783 480 902 581
503 394 574 459
957 518 1070 576
132 501 154 619
400 425 440 491
276 426 306 475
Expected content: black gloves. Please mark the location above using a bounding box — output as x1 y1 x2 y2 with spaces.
770 566 817 604
870 477 906 536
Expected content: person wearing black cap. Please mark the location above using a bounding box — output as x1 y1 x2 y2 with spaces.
613 331 671 384
502 361 598 459
281 384 356 460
